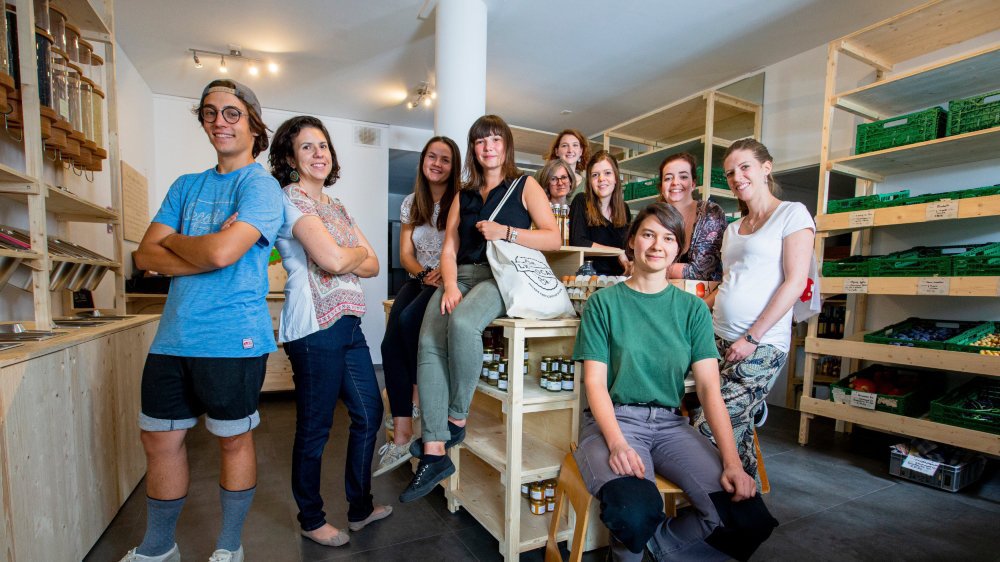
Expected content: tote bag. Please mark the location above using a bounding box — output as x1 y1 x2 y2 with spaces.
485 176 576 320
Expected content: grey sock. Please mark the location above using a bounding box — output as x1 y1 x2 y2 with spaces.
217 485 256 552
136 496 185 557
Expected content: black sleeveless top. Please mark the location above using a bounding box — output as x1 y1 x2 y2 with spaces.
456 175 533 264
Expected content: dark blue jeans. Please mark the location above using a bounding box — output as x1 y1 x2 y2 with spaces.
285 315 383 530
380 279 437 418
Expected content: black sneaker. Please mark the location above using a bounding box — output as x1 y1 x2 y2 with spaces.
399 456 456 503
409 421 466 458
753 402 768 427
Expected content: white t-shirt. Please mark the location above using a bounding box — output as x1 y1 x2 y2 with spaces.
400 193 444 271
713 201 814 353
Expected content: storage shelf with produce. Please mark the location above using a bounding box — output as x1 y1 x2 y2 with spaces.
799 0 1000 453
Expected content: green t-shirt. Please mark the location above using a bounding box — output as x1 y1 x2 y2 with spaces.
573 282 719 408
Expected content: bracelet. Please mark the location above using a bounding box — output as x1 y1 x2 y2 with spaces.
415 266 432 282
505 225 512 242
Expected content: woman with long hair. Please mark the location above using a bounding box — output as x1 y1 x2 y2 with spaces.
399 115 561 502
568 150 632 275
271 116 390 547
693 138 815 484
375 136 461 476
657 152 727 283
546 128 590 197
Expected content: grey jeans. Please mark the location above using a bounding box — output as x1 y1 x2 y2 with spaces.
416 264 505 443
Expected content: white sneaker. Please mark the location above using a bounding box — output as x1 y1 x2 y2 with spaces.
373 438 415 477
119 544 180 562
208 545 243 562
383 405 421 430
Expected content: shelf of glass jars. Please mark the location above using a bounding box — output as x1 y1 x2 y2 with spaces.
819 276 1000 297
828 126 1000 180
805 332 998 377
798 398 1000 456
815 194 1000 234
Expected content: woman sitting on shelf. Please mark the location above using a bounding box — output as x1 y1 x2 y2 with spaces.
398 114 561 503
271 116 390 547
574 202 777 562
693 138 814 484
536 157 575 206
375 135 461 476
568 150 632 275
546 128 590 197
657 152 727 285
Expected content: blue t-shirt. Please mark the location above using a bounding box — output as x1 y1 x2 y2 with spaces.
149 163 283 357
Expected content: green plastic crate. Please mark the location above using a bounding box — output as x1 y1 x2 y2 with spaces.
868 244 982 277
952 242 1000 277
855 107 947 155
829 365 943 416
898 191 961 206
946 321 1000 354
826 190 910 214
946 90 1000 136
929 378 1000 435
864 317 981 349
695 165 728 189
822 255 876 277
624 178 658 201
957 183 1000 199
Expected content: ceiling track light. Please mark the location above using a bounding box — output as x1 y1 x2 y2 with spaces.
406 82 436 110
187 47 279 76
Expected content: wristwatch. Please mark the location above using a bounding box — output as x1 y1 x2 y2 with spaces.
744 332 761 346
508 227 519 243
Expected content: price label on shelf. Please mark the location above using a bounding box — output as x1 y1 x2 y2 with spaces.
849 391 877 409
831 388 848 404
901 454 940 477
925 200 959 221
848 210 875 228
917 277 950 295
843 278 869 294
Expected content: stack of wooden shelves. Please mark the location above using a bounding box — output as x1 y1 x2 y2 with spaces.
799 0 1000 457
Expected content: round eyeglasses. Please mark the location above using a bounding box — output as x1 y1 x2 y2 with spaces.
200 105 245 124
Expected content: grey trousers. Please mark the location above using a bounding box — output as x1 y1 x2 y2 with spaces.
575 405 730 562
416 264 505 443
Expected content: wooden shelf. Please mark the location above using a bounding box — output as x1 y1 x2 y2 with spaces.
816 194 1000 234
461 409 567 483
805 333 998 376
617 135 734 177
799 397 999 456
476 379 577 412
59 0 112 36
834 45 1000 119
819 276 1000 297
0 185 120 223
448 449 573 553
606 92 757 144
829 127 1000 180
0 162 35 187
49 256 118 268
0 248 42 261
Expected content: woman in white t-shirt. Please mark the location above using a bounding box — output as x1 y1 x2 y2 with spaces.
375 136 461 477
694 138 814 484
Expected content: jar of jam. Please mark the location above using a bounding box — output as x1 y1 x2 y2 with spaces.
546 373 562 392
498 360 506 375
487 362 499 386
561 372 574 391
480 364 490 382
498 370 508 391
521 483 529 498
482 347 493 364
544 480 556 499
540 356 553 373
529 482 544 501
523 358 529 375
529 498 546 515
546 498 556 512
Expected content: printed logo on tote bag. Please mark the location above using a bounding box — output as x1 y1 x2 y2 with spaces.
512 255 561 296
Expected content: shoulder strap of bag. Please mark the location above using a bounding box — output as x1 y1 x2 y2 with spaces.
487 175 527 222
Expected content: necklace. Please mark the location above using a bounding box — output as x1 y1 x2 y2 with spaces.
746 201 778 234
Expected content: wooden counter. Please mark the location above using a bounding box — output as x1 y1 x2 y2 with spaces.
0 315 159 562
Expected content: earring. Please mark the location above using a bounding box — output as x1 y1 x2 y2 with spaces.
289 169 300 183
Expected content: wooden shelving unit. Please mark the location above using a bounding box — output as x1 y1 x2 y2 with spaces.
800 0 1000 454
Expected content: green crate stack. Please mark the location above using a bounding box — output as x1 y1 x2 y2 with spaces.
898 191 961 206
946 90 1000 136
855 107 947 154
822 255 876 277
826 190 909 214
695 165 728 189
863 317 981 350
868 244 982 277
952 242 1000 277
929 378 1000 435
946 321 1000 354
957 183 1000 199
624 178 658 201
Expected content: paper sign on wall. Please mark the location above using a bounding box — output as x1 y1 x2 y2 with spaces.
901 455 940 476
122 161 150 243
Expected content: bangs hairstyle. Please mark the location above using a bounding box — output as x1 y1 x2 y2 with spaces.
546 129 591 172
537 158 576 199
193 79 270 158
464 114 521 190
722 138 781 216
410 136 461 230
657 152 699 204
625 202 686 261
268 116 341 187
584 150 628 228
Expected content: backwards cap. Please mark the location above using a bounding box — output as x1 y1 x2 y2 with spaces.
199 79 261 117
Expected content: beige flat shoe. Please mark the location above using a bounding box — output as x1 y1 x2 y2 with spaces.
348 504 394 531
300 526 350 547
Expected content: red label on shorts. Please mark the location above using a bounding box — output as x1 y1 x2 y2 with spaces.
242 338 254 349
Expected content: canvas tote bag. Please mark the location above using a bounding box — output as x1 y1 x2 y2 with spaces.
484 176 576 319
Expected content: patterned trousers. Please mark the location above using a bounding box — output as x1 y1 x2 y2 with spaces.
693 336 787 483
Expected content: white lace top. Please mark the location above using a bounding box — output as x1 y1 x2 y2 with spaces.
400 193 444 271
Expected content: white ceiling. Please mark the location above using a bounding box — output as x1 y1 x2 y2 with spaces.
115 0 923 136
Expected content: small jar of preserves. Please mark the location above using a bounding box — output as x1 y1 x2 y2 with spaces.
481 364 490 382
482 347 493 364
561 372 574 391
529 482 544 501
544 480 556 499
521 482 529 498
540 356 553 373
523 358 529 375
547 498 556 512
546 373 562 392
487 362 500 386
529 497 546 515
498 370 508 391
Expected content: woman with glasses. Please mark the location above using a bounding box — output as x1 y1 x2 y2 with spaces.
568 151 632 275
546 129 590 197
537 157 575 206
271 116 391 547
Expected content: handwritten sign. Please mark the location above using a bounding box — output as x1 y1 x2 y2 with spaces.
843 278 869 294
848 210 875 228
901 455 940 477
917 277 950 295
121 161 150 243
849 391 877 409
925 200 958 221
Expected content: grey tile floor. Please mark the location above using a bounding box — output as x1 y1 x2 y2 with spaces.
86 395 999 561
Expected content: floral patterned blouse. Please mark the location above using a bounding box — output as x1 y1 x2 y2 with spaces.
677 200 727 281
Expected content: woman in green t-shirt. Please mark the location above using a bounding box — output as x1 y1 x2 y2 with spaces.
573 203 776 561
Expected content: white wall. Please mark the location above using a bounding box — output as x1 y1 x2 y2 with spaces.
152 96 390 362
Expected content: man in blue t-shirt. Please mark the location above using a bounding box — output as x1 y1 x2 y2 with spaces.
121 80 283 562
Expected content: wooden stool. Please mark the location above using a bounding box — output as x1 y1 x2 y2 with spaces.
754 428 770 494
545 449 686 562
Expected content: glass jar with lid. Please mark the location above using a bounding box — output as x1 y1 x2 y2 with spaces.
32 0 48 34
529 497 546 516
90 51 105 150
49 46 69 121
47 3 66 52
63 21 78 62
487 362 499 386
497 370 508 392
66 60 82 132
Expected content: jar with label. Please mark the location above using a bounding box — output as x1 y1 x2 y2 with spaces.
540 356 553 373
529 482 544 501
498 370 508 391
483 347 493 365
521 483 529 498
523 358 529 376
544 480 556 499
546 372 562 392
539 368 548 389
529 497 547 515
498 360 506 376
561 371 574 391
487 362 499 386
547 497 557 512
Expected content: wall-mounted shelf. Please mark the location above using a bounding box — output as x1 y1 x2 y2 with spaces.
2 184 120 223
819 276 1000 297
816 194 1000 234
805 333 998 377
